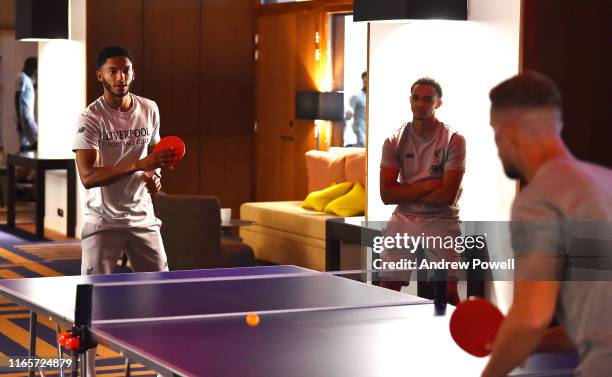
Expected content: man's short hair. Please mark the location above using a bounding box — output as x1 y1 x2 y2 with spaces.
23 57 37 74
411 77 442 98
361 71 367 79
96 46 134 69
489 71 562 110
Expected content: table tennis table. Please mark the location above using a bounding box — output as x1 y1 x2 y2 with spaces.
0 265 577 377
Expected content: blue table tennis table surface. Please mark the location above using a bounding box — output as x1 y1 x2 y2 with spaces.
0 265 577 377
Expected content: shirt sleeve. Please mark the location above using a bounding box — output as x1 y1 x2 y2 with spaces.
349 94 358 109
511 191 565 258
380 133 400 170
444 132 466 172
15 74 26 92
510 191 567 280
73 114 101 152
149 103 161 146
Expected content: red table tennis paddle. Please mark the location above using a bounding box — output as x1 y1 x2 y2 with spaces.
153 136 186 167
449 297 504 357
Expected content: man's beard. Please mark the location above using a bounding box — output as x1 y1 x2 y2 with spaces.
503 162 524 181
103 78 130 98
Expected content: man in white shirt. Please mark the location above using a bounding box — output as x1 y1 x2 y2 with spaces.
15 57 38 151
73 45 177 376
345 71 367 147
379 77 466 305
73 46 177 276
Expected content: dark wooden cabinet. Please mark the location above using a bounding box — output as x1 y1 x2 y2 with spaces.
522 0 612 168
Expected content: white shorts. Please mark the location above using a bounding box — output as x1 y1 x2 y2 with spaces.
80 221 168 275
378 213 461 282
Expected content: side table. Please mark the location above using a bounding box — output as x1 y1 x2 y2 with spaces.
7 153 77 239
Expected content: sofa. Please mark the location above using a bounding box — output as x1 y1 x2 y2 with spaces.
240 148 365 271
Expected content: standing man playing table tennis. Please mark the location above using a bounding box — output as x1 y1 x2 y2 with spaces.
379 77 466 304
482 72 612 377
73 46 177 275
73 45 176 376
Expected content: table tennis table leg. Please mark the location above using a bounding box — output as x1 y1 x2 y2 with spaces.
28 311 37 377
433 269 448 316
55 325 65 377
70 354 78 377
124 358 131 377
80 351 88 377
415 248 431 299
7 162 15 229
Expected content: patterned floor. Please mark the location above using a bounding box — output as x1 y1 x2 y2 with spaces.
0 228 156 376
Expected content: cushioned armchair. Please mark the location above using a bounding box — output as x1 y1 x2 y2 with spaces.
154 192 255 270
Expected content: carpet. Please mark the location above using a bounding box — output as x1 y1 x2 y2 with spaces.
0 228 156 376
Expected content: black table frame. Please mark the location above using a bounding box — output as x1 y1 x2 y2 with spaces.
325 217 486 298
7 153 77 239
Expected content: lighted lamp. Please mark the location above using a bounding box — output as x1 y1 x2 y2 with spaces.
295 91 344 149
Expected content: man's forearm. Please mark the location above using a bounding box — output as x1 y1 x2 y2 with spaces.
381 181 437 205
482 313 547 377
415 187 457 206
79 162 140 189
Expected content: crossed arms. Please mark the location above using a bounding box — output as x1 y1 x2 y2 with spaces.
379 166 464 207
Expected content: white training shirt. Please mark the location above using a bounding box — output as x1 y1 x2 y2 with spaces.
73 94 161 227
15 72 36 123
510 157 612 377
380 121 466 218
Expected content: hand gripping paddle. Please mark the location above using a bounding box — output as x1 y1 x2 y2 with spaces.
449 297 504 357
153 136 186 167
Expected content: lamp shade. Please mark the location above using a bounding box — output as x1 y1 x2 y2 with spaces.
16 0 69 40
354 0 468 21
295 91 344 121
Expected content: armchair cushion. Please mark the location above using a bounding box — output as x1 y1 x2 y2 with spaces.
305 150 346 192
305 148 365 192
344 152 366 187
